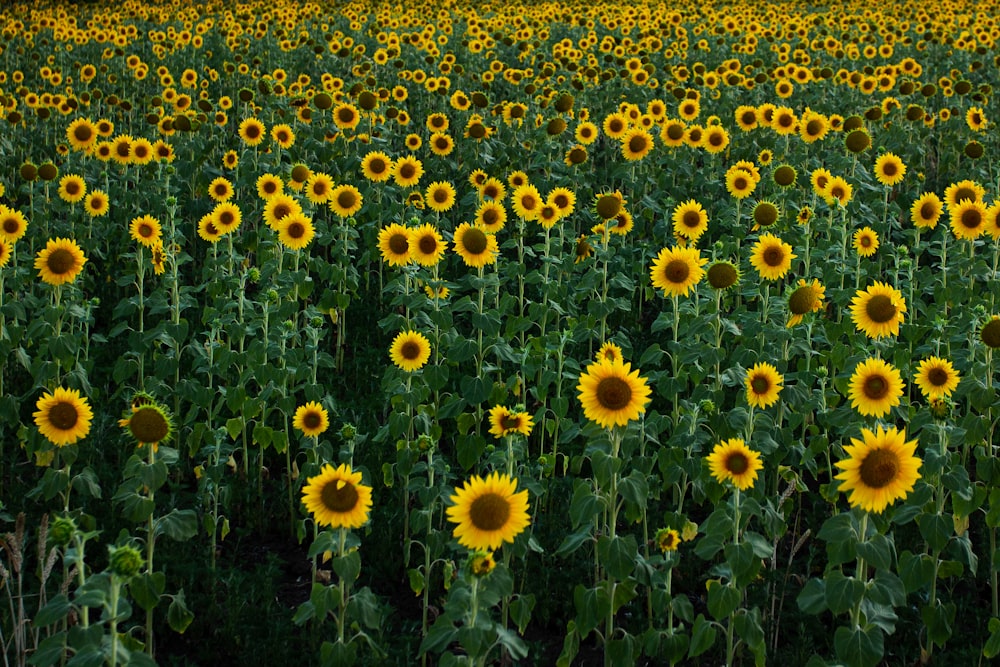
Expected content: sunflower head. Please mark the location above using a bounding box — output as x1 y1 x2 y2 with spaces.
301 463 373 529
706 261 739 290
706 438 763 491
467 551 496 577
835 425 922 513
120 397 174 449
981 316 1000 349
655 527 682 553
34 387 94 447
576 358 652 429
446 471 531 551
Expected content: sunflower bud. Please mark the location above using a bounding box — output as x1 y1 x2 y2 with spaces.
266 289 280 303
49 516 77 548
310 316 324 328
467 551 496 577
699 399 716 414
341 423 358 441
247 267 261 282
416 434 433 451
108 544 143 579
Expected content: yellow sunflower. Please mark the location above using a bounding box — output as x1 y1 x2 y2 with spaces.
0 206 28 243
706 438 763 491
848 357 905 418
66 117 98 152
332 103 361 131
853 227 879 257
949 199 987 240
621 127 654 161
672 200 709 242
263 193 302 230
446 471 531 551
392 155 424 187
596 342 624 364
238 117 266 146
361 151 393 183
389 330 431 372
119 399 174 449
824 176 853 207
655 528 682 553
150 242 166 275
277 213 315 250
57 174 87 204
751 200 781 231
702 125 730 154
329 185 363 218
913 357 961 400
453 223 499 268
475 201 506 234
511 184 542 221
256 173 284 199
0 239 11 269
197 214 223 243
749 233 796 281
305 172 334 205
34 387 94 447
378 223 411 267
786 279 826 327
725 168 756 200
873 152 906 187
84 190 110 217
211 203 242 235
425 181 456 213
35 238 87 286
301 463 373 529
480 178 506 202
429 132 454 157
834 425 921 513
129 215 162 248
293 401 329 437
487 406 534 438
409 224 447 267
850 281 906 339
576 358 652 429
270 123 295 149
943 179 985 210
745 362 784 408
650 245 707 297
911 192 942 229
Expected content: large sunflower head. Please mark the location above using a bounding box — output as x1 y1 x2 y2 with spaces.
35 238 87 286
850 281 906 339
745 362 784 409
943 179 985 210
408 224 447 267
238 117 265 146
749 233 796 281
848 357 905 418
706 438 763 491
911 192 942 229
208 177 234 203
361 151 393 183
293 401 330 438
301 463 373 529
329 185 363 218
378 223 412 267
487 405 534 439
277 213 315 251
446 471 531 551
650 245 707 297
119 397 174 450
949 199 987 241
34 387 94 447
256 173 284 200
786 279 826 327
305 173 334 205
263 193 302 230
596 341 624 364
672 199 708 242
390 330 431 372
835 425 922 513
453 222 499 268
873 152 906 187
425 181 456 213
475 201 507 234
983 316 1000 349
129 215 162 248
576 358 652 429
913 356 961 400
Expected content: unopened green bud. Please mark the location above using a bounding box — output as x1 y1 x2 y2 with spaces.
108 544 143 579
310 316 324 328
49 516 77 548
247 267 261 282
699 399 716 414
341 423 358 441
266 289 280 303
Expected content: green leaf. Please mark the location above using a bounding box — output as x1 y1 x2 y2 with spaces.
33 594 71 628
707 581 741 620
734 608 766 666
419 617 459 656
408 568 425 596
167 589 195 633
154 509 198 541
321 640 357 667
555 524 593 556
921 600 956 647
556 621 579 667
688 614 717 658
597 534 637 580
825 571 865 615
618 470 648 511
509 594 534 634
28 632 67 667
898 550 935 594
984 618 1000 658
573 584 610 639
333 551 361 583
568 482 603 528
725 541 762 587
917 513 951 552
225 417 244 440
128 572 166 612
856 533 893 572
796 578 827 615
834 624 884 667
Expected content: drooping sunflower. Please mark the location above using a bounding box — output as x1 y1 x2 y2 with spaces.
850 281 906 339
834 425 921 513
848 357 905 418
238 117 266 146
706 438 763 491
301 463 373 529
392 155 424 188
57 174 87 204
574 236 594 263
35 238 87 286
129 215 162 248
34 387 94 447
119 398 174 449
378 223 412 267
425 181 456 213
621 127 654 161
786 279 826 327
750 233 796 281
911 192 942 229
913 357 961 400
150 242 166 275
487 406 534 438
211 202 242 235
361 151 393 182
0 206 28 243
293 401 329 437
981 316 1000 349
576 358 652 429
751 200 780 231
706 260 740 291
389 330 431 372
873 152 906 187
475 201 506 233
853 227 879 257
650 245 707 297
409 224 447 266
453 222 499 268
745 362 784 408
672 199 708 242
446 471 530 551
329 185 363 218
949 199 987 240
277 213 315 250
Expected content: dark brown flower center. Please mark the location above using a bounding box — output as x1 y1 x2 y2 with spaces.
129 407 169 442
754 203 778 226
750 375 771 394
725 452 749 474
920 202 937 220
666 124 684 140
665 259 691 284
65 182 80 195
418 234 439 255
398 163 415 179
49 401 79 430
481 208 499 226
338 191 357 209
2 218 19 234
569 148 587 164
303 411 322 429
47 248 76 275
858 448 899 488
763 245 785 267
519 194 538 210
400 340 421 360
369 158 387 174
287 222 305 239
866 294 896 323
882 162 898 177
961 207 982 229
500 413 520 430
863 373 889 399
73 125 93 142
469 492 510 531
682 210 701 229
273 203 291 220
806 119 822 136
596 376 632 411
389 233 408 255
789 286 816 314
321 479 359 513
462 228 488 255
432 188 448 204
953 187 975 203
981 319 1000 348
927 367 949 387
629 135 648 153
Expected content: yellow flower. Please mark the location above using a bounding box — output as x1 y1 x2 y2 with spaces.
576 358 652 429
34 387 94 447
487 406 534 438
749 233 796 281
389 330 431 372
706 438 763 490
745 362 784 409
850 281 906 339
35 238 87 286
293 401 329 437
848 357 905 418
446 472 531 551
913 357 961 400
301 463 373 529
649 246 707 297
835 425 921 513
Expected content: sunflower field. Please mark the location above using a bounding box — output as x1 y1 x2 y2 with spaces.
2 0 1000 665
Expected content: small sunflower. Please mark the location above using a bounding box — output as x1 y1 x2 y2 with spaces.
84 190 110 217
208 177 233 203
0 239 11 269
911 192 942 229
256 173 284 199
329 185 363 218
35 238 87 286
574 236 594 264
129 215 162 248
301 463 373 529
263 193 302 230
197 214 223 243
706 438 763 491
834 425 921 513
211 202 242 235
749 233 796 281
655 528 682 553
949 199 987 240
0 206 28 243
409 224 447 267
745 362 784 408
361 151 393 182
276 213 315 250
392 155 424 188
703 125 730 154
332 103 361 131
34 387 94 447
672 199 709 242
293 401 329 437
305 173 334 205
511 184 542 221
66 117 98 151
425 181 456 213
873 152 906 187
150 242 166 275
824 176 853 207
446 472 531 551
621 127 654 161
725 168 757 200
853 227 879 257
487 406 534 438
786 279 826 327
576 358 652 429
848 357 905 418
453 223 499 268
596 342 624 364
650 246 707 297
850 281 906 339
390 330 431 372
475 201 507 233
57 174 87 204
913 357 961 400
378 223 411 267
238 117 266 146
270 123 295 149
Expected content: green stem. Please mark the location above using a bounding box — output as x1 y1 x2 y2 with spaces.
851 513 869 628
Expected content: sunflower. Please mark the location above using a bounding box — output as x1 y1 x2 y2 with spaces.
480 178 506 202
378 223 411 267
655 528 682 553
602 111 629 139
986 203 1000 241
771 106 798 135
853 227 879 257
913 357 961 400
256 173 284 199
429 132 454 157
57 174 87 204
943 179 985 210
211 203 242 235
966 106 987 131
511 184 542 221
487 405 534 438
672 200 708 242
824 176 853 207
389 330 431 372
844 127 871 154
446 472 530 551
797 207 813 226
329 185 363 218
453 222 499 268
834 425 921 513
129 215 162 248
361 151 392 182
293 401 329 437
263 194 302 229
0 206 28 243
84 190 110 217
66 117 98 151
751 200 780 231
745 362 784 408
130 139 154 166
576 358 652 429
725 169 756 199
850 281 906 339
706 438 763 491
270 123 295 149
911 192 942 229
35 238 87 286
150 242 166 275
425 181 456 213
750 233 796 281
650 245 707 297
34 387 94 447
0 239 11 269
547 187 576 218
786 279 826 327
119 400 173 449
392 155 424 188
409 224 447 266
608 210 633 236
706 261 740 290
848 357 905 418
735 105 759 131
332 103 361 131
949 199 987 240
305 173 334 205
810 168 833 198
873 153 906 187
575 121 599 144
238 117 265 146
981 316 1000 349
197 214 223 243
621 127 654 161
596 342 624 364
574 236 594 263
301 463 373 529
277 213 315 250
